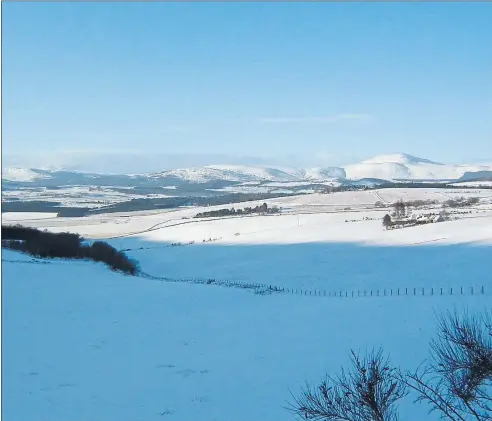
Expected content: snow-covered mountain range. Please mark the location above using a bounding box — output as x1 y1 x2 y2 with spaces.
3 153 492 185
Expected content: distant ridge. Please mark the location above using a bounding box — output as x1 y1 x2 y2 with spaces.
3 153 492 184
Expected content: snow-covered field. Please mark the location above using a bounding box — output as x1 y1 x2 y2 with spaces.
453 180 492 187
3 188 492 421
2 212 59 222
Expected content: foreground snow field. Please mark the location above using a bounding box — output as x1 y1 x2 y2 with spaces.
3 250 490 421
2 189 492 421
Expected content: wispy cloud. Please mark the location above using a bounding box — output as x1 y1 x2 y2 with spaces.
258 113 373 125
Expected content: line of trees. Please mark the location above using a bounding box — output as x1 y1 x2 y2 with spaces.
194 203 280 218
288 310 492 421
2 225 138 275
444 197 481 208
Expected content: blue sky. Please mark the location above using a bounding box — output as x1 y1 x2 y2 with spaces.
2 2 492 171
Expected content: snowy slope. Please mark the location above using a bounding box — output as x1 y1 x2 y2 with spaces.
2 168 51 182
302 166 346 180
14 187 492 290
344 153 492 181
148 165 305 183
3 219 491 421
148 165 347 183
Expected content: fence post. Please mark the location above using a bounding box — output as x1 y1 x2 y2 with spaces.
481 285 484 295
461 286 463 295
352 291 354 298
431 287 434 295
398 288 400 296
346 291 348 297
377 290 379 296
451 287 453 295
440 287 443 295
391 289 393 296
422 287 424 296
471 286 474 295
413 288 416 296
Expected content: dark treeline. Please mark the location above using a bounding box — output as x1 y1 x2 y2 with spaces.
1 201 65 213
379 181 492 189
3 192 296 217
443 196 480 208
2 225 138 275
195 203 280 218
89 192 293 215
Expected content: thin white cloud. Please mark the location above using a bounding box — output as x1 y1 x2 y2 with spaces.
258 113 373 125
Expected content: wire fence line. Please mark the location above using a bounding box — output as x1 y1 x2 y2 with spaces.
3 256 485 299
139 271 486 299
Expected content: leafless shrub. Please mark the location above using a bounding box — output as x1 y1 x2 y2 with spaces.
288 349 407 421
402 310 492 421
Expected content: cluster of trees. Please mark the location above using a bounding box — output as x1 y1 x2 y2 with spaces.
322 185 372 194
2 225 138 275
393 199 408 219
444 197 480 208
406 199 440 208
383 196 480 230
195 203 280 218
289 310 492 421
375 199 438 210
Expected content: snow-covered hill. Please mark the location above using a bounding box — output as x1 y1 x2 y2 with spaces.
344 153 492 181
147 165 306 183
2 168 51 182
3 153 492 184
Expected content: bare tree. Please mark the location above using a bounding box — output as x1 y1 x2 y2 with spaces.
402 310 492 421
288 349 407 421
393 200 407 219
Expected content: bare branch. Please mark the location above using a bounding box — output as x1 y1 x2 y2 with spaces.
402 310 492 421
287 349 407 421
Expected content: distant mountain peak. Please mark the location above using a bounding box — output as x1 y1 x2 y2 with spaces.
1 167 50 182
3 153 492 184
361 153 443 166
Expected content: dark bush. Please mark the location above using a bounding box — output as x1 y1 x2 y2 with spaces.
1 225 138 275
2 224 43 241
